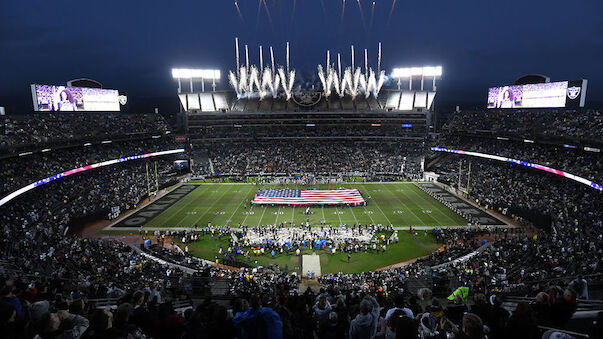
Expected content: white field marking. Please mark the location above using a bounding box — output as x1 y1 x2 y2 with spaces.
225 184 256 226
257 205 268 227
154 184 213 227
274 206 282 226
188 185 233 226
365 185 392 225
407 184 461 225
374 184 414 225
344 184 360 224
334 206 343 225
321 205 328 225
381 183 427 225
355 186 379 225
241 204 255 225
291 205 295 225
348 205 359 224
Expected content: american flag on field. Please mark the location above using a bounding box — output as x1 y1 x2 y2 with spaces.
251 188 365 206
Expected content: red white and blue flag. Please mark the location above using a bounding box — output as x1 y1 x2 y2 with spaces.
251 188 365 206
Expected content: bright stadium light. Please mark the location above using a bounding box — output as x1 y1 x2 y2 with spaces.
392 65 443 90
392 68 412 78
171 68 221 80
171 68 221 94
422 66 443 77
410 67 423 76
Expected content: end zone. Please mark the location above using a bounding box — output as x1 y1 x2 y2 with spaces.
107 184 199 229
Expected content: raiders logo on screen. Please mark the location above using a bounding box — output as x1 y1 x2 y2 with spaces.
118 95 128 105
567 86 581 100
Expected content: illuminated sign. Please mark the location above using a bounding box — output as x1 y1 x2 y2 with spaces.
487 80 587 109
31 84 120 111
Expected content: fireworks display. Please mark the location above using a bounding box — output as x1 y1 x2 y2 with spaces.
317 44 385 99
229 39 296 100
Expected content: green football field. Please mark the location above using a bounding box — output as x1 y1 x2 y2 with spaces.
176 230 440 274
141 182 468 229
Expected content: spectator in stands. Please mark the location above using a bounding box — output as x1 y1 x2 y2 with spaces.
459 313 484 339
349 298 376 339
232 295 283 339
314 294 333 333
36 309 89 339
506 302 539 339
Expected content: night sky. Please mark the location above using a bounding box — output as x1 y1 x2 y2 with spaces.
1 0 602 113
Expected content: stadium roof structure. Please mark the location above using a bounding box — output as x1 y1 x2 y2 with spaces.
178 89 436 113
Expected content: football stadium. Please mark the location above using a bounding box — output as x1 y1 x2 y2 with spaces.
1 1 602 338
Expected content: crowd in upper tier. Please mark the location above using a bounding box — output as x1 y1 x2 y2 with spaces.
442 109 602 141
433 134 601 184
0 113 169 150
0 139 179 197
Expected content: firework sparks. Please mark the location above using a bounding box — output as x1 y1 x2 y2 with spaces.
357 0 367 31
234 1 245 24
387 0 397 26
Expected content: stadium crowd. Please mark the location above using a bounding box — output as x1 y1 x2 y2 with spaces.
0 107 601 338
0 113 169 150
434 134 601 182
188 125 427 140
0 138 180 197
204 141 424 179
442 109 602 142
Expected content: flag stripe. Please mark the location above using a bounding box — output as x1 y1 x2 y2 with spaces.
252 189 365 205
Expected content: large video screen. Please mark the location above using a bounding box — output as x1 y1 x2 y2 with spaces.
487 81 568 109
31 84 120 111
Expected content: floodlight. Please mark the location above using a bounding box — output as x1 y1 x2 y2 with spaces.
422 66 443 77
410 67 423 76
171 68 221 80
392 66 442 78
392 68 412 78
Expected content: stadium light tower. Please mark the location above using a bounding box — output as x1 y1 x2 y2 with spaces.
392 66 442 91
171 68 221 93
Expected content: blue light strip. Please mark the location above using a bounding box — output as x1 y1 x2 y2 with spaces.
431 147 602 192
0 149 185 207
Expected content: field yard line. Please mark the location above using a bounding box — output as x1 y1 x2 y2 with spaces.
291 205 295 225
345 184 360 224
274 206 281 226
335 206 343 225
159 185 213 226
385 183 441 225
225 184 256 226
348 205 359 224
408 184 462 225
188 185 233 227
363 185 392 225
356 185 380 225
381 183 430 225
257 206 268 227
241 204 254 225
321 206 326 224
